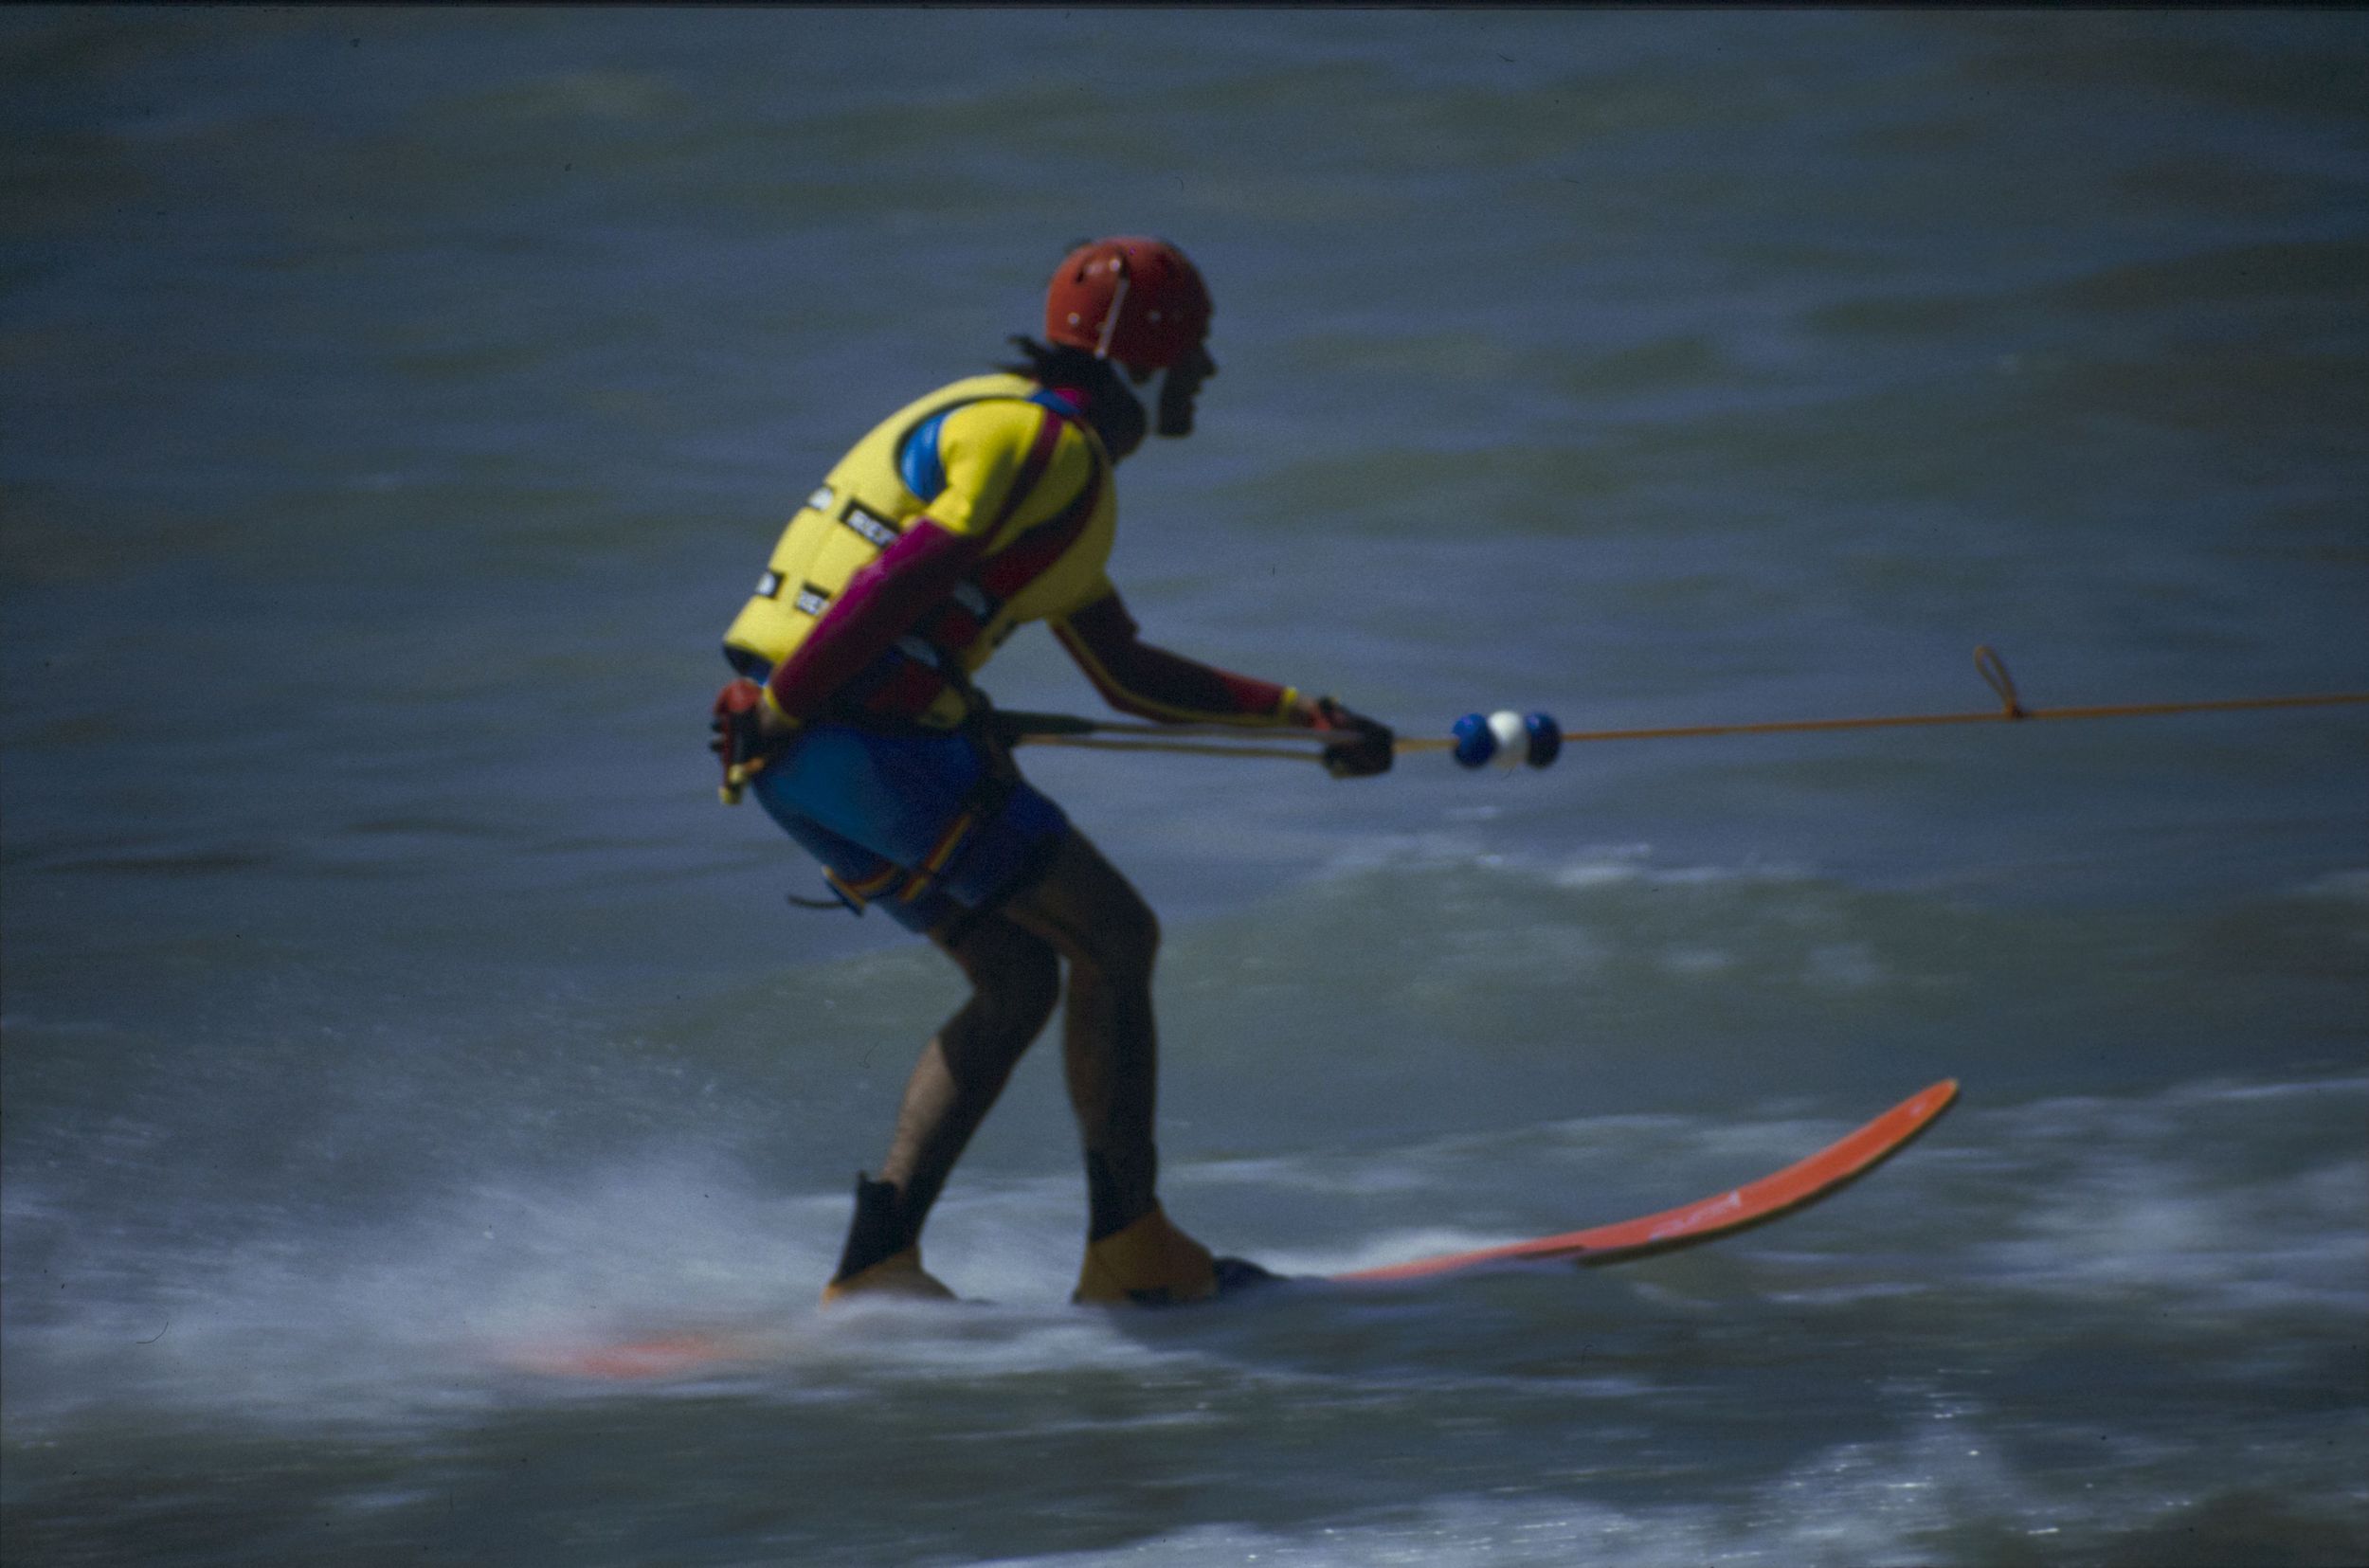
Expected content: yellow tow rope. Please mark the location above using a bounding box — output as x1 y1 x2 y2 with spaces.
999 646 2369 764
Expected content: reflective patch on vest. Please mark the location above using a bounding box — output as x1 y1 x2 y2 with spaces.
950 580 993 619
756 570 785 599
794 583 832 617
806 484 835 514
894 634 949 671
842 502 898 550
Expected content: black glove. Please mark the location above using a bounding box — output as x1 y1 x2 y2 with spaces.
1310 695 1394 779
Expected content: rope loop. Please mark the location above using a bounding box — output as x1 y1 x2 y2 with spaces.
1974 644 2027 720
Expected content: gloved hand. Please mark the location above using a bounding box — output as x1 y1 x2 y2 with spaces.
710 677 784 803
1308 694 1394 779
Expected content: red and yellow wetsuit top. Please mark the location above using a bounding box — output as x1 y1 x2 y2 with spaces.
722 373 1302 733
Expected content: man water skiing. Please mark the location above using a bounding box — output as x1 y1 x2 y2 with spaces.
710 237 1394 1307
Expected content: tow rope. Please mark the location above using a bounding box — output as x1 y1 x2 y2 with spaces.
992 646 2368 766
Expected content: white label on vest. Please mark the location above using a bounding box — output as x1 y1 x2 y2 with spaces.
794 584 832 617
842 503 898 549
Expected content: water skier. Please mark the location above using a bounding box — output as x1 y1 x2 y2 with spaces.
711 237 1394 1306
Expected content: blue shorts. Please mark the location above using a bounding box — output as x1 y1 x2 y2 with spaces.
750 721 1070 935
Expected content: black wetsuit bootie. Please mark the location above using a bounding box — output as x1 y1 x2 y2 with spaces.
821 1174 954 1306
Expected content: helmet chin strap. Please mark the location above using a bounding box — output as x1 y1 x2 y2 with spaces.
1077 263 1160 452
1093 271 1130 359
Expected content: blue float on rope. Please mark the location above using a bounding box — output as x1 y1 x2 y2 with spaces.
1524 712 1562 768
1450 712 1495 768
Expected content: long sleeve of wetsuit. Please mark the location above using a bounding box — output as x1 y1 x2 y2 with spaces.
1050 588 1304 727
761 519 986 723
761 399 1078 725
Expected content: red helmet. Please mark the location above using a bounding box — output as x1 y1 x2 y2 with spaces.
1043 237 1211 370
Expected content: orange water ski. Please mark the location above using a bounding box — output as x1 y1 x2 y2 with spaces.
507 1330 753 1380
1331 1078 1959 1285
509 1080 1957 1379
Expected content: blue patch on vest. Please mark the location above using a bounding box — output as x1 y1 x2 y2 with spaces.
902 394 1073 504
899 409 952 501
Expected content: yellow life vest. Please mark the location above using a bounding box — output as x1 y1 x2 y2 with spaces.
721 374 1114 729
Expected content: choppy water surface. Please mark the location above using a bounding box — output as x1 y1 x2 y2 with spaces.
5 9 2364 1566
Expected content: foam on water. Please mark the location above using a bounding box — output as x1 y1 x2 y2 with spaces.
10 1073 2356 1438
977 1416 2364 1568
1961 1082 2369 1318
2 1151 1221 1435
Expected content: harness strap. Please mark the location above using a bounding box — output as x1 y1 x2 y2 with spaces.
801 710 1028 919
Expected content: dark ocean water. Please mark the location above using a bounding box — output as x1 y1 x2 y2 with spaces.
4 9 2364 1565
